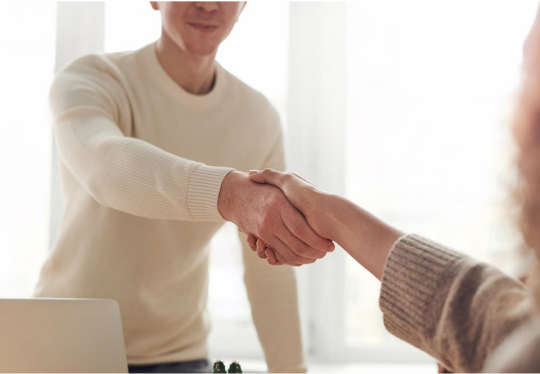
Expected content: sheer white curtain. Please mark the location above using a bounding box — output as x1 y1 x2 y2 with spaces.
285 0 538 362
342 1 537 359
50 2 105 249
0 2 56 297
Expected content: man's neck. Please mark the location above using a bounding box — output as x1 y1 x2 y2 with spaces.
155 33 217 95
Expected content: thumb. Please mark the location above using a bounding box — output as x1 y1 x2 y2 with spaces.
248 169 282 187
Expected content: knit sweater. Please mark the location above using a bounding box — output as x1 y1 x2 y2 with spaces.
34 42 305 372
381 234 540 372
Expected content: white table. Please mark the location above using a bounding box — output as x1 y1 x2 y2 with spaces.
231 360 437 374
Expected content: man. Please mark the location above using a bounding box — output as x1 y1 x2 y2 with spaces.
35 2 333 373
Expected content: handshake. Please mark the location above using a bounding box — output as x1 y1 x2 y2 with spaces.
217 169 336 266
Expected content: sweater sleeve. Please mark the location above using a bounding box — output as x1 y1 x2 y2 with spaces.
379 234 534 373
240 233 306 373
50 57 233 221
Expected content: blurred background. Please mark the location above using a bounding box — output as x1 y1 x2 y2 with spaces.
1 1 538 372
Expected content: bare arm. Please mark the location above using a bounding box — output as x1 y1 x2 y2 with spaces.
247 169 535 372
247 169 402 278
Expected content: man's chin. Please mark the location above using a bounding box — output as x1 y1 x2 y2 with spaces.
186 43 219 58
193 49 218 57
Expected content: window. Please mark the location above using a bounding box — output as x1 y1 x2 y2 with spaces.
5 1 538 367
282 1 539 362
343 0 538 354
0 2 56 297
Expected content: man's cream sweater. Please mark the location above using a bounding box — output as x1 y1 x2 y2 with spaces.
35 42 305 372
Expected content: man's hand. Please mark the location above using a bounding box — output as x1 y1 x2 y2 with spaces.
245 169 334 265
218 171 334 265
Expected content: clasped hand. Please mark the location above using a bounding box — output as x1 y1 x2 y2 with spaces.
217 170 334 266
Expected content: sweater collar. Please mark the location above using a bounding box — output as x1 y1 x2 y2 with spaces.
142 41 226 111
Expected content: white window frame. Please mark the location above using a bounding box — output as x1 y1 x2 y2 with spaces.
286 1 347 360
287 2 431 364
50 1 105 249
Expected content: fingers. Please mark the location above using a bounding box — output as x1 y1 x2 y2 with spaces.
247 234 257 251
264 248 282 265
249 236 301 266
269 235 316 265
256 237 267 259
254 237 305 266
276 218 328 260
248 168 284 187
249 234 276 262
250 169 316 189
282 208 334 254
264 246 299 267
250 235 274 261
291 172 317 187
268 247 300 267
248 234 270 260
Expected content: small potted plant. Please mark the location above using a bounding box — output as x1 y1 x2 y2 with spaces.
228 361 242 373
213 360 242 373
212 360 226 373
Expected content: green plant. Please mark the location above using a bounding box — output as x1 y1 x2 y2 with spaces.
212 360 226 373
228 361 242 373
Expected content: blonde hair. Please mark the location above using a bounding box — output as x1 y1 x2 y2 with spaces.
513 6 540 307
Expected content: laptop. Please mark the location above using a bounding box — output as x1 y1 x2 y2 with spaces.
0 298 128 373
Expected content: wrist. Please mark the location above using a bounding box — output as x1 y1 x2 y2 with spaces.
320 193 348 241
325 193 403 280
217 170 246 222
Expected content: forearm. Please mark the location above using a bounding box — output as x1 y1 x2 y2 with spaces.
57 111 233 221
322 193 403 279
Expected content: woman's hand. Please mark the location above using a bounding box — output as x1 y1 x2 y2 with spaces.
246 168 403 279
246 169 335 265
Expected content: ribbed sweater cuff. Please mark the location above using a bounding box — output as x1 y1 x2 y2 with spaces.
186 164 234 221
379 234 463 348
